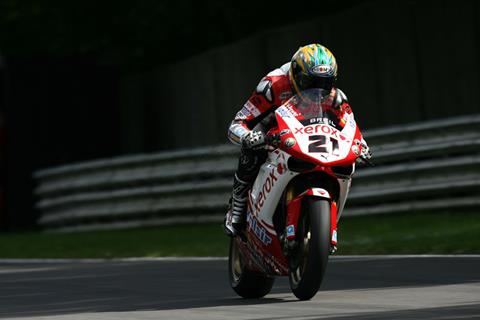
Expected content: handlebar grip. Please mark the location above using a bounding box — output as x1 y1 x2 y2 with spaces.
265 134 280 147
358 155 375 167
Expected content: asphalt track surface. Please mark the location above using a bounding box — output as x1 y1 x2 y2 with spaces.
0 256 479 320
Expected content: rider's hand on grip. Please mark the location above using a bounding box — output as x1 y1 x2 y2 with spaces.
357 139 374 166
241 131 266 150
360 140 372 160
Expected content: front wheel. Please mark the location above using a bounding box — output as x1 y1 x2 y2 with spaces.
289 198 331 300
228 238 275 298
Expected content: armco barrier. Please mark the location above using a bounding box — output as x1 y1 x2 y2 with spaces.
34 114 480 231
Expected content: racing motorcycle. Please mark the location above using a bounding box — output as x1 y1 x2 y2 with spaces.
227 88 371 300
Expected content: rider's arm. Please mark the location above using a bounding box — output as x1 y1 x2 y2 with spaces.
227 76 278 146
227 101 260 146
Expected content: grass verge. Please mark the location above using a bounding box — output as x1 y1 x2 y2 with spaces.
0 211 479 258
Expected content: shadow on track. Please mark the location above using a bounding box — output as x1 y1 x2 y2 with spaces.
0 257 479 318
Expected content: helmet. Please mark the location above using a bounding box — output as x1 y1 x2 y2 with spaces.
289 44 338 98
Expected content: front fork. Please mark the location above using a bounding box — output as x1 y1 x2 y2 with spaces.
283 188 338 255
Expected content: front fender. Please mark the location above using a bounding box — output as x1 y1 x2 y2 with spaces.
302 188 332 200
285 188 337 246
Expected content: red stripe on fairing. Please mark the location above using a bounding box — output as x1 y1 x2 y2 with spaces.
260 219 276 234
286 195 302 240
330 201 338 246
261 220 275 229
261 220 275 228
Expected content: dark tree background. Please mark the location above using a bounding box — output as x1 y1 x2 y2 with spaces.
2 0 479 230
0 0 363 229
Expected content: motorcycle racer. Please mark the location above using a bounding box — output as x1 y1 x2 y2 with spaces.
224 43 371 236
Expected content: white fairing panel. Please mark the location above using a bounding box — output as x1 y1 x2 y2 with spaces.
336 177 351 220
277 105 357 164
248 150 298 233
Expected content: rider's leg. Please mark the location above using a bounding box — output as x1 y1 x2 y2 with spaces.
225 147 267 236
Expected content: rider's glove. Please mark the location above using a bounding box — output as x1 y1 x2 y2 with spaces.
241 131 266 150
360 138 372 160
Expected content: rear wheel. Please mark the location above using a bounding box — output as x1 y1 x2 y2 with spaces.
228 238 275 298
289 198 331 300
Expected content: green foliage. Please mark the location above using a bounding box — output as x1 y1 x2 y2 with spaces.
0 211 478 258
338 211 480 254
0 223 228 258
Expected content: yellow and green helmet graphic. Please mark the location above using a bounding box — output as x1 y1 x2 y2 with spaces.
289 44 338 94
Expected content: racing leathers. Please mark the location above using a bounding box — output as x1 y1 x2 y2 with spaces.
224 62 368 236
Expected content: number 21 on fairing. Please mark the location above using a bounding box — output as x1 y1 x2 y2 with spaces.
308 135 339 156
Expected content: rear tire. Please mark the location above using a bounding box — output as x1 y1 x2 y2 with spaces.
228 238 275 298
288 198 331 300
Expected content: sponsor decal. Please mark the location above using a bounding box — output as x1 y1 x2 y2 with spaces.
286 225 295 237
236 110 248 120
277 108 292 118
280 129 290 136
240 106 251 116
332 229 337 243
294 124 339 137
294 124 348 141
313 189 327 196
254 167 283 214
311 64 332 75
244 100 261 117
349 118 356 128
307 117 326 124
286 104 301 117
247 213 272 245
301 117 338 128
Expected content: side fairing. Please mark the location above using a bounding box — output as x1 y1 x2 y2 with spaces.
248 150 298 230
243 149 297 275
336 176 352 220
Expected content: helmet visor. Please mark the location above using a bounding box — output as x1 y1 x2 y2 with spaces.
298 75 334 93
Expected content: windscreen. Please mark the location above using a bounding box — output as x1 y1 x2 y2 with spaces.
287 88 345 129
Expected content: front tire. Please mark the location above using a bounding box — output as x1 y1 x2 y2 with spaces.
289 198 331 300
228 238 275 298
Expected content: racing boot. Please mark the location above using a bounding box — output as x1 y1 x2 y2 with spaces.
224 174 251 237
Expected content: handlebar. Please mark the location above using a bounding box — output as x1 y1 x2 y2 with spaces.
265 133 281 147
357 154 375 167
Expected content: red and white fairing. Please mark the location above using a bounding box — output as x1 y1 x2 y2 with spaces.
237 89 365 276
275 101 363 166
